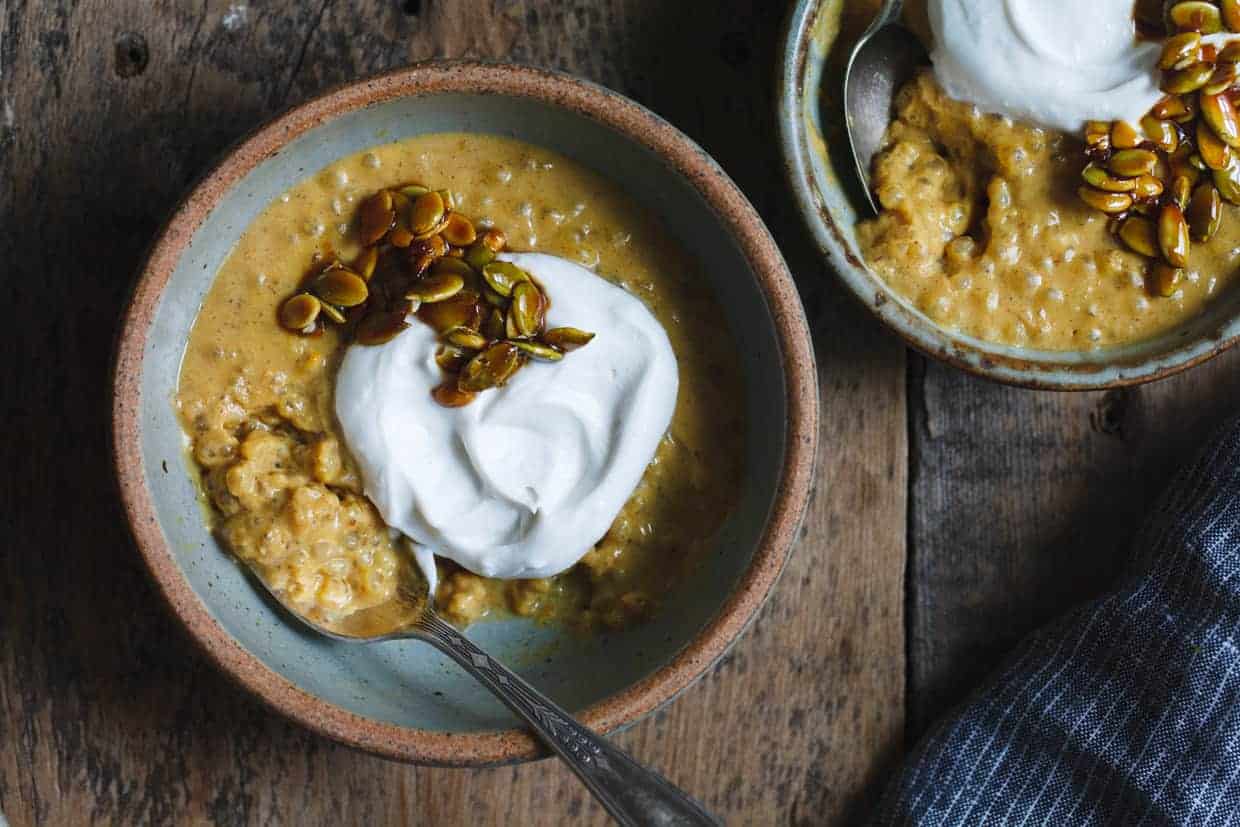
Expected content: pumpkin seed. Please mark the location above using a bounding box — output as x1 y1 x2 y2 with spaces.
1111 120 1144 150
435 345 471 373
1224 0 1240 31
1202 92 1240 146
1198 119 1233 169
480 307 504 340
436 189 456 211
432 382 476 408
418 289 482 333
1158 204 1192 267
459 342 521 392
1221 41 1240 63
464 241 497 270
1078 186 1133 214
358 190 396 245
1108 148 1159 177
398 183 430 200
1170 2 1224 33
410 191 446 236
1215 155 1240 202
481 261 530 297
509 281 544 338
482 286 507 308
1159 32 1202 70
1085 121 1111 153
1140 115 1180 153
481 228 507 252
388 221 416 248
1186 182 1223 240
1170 144 1204 185
1162 61 1215 94
511 340 564 362
1082 163 1137 193
542 327 595 351
444 326 489 351
428 256 475 279
319 302 347 324
1135 175 1166 201
1172 174 1195 209
408 234 449 276
353 246 379 281
406 272 465 303
1118 216 1159 258
1149 262 1185 297
1151 94 1197 122
442 213 477 247
1204 61 1240 95
279 293 321 331
313 268 369 307
355 310 409 345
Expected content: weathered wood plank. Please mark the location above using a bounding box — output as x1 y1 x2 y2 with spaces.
908 350 1240 738
0 0 909 824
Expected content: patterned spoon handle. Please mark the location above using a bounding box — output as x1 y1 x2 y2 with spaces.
415 612 721 826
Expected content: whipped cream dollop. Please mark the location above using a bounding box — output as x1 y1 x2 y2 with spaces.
335 252 678 592
929 0 1166 132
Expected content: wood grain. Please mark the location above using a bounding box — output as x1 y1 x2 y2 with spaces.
908 350 1240 737
0 1 907 824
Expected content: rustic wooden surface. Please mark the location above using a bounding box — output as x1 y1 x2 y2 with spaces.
0 0 1233 825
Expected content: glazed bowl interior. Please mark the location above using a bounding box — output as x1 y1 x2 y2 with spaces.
129 71 806 757
780 0 1240 388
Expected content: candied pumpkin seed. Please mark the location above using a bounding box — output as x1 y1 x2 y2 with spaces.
1204 92 1240 146
1170 1 1224 34
1158 204 1192 267
1186 182 1223 240
1141 115 1180 153
1150 263 1185 297
1118 216 1160 257
482 308 505 340
319 302 347 324
410 191 446 236
1163 61 1215 94
355 311 409 345
1221 40 1240 63
509 281 544 338
432 382 476 407
481 261 530 297
1172 174 1195 209
1108 148 1159 177
1135 175 1166 200
406 272 465 303
442 213 477 246
1224 0 1240 32
542 327 595 351
279 293 321 331
353 246 379 281
1082 163 1137 193
1204 61 1240 95
398 183 430 200
459 342 521 392
428 256 475 279
1110 120 1144 149
1198 120 1234 169
418 289 482 333
1078 186 1133 214
444 326 489 351
435 345 471 373
511 340 564 362
464 241 497 270
358 190 396 245
1159 32 1202 70
314 269 369 307
481 228 507 252
1216 155 1240 202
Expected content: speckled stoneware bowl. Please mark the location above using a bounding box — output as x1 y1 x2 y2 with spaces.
779 0 1240 389
112 62 818 765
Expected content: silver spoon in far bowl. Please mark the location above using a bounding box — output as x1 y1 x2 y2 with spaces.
844 0 930 213
250 569 721 827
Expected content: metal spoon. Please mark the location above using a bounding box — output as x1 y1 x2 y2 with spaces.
253 575 720 827
844 0 929 213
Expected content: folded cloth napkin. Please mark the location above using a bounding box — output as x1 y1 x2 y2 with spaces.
873 416 1240 826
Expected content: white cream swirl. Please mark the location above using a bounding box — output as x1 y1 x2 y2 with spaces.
335 252 678 591
929 0 1165 132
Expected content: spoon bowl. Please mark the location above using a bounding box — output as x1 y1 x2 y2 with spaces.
843 0 929 212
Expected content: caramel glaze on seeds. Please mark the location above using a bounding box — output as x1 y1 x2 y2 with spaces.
858 70 1239 350
175 133 745 633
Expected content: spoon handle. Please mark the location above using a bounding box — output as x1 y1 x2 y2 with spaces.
416 613 721 826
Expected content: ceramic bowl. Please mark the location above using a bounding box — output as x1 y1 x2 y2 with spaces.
779 1 1240 389
112 62 818 766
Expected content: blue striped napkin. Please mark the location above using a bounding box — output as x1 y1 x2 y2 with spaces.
874 416 1240 826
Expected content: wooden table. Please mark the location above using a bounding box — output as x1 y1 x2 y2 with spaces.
3 1 1238 824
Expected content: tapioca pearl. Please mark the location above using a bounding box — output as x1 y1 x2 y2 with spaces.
1088 329 1103 343
1046 288 1065 303
526 233 538 248
545 209 566 225
1208 276 1219 294
1025 272 1043 292
477 217 494 229
519 202 534 222
362 152 380 169
280 192 291 203
1088 303 1100 317
573 202 587 216
1171 288 1185 301
337 223 348 236
999 244 1021 265
1187 270 1200 284
577 247 600 269
1134 296 1150 312
1129 272 1145 289
986 291 1000 312
333 168 350 188
957 275 973 290
496 167 513 183
1062 247 1076 262
1046 210 1060 227
611 230 632 247
1011 321 1029 342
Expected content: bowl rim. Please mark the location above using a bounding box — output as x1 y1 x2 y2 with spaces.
777 0 1240 391
111 60 820 766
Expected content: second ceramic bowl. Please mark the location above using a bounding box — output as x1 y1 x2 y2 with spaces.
112 62 819 765
779 0 1240 389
